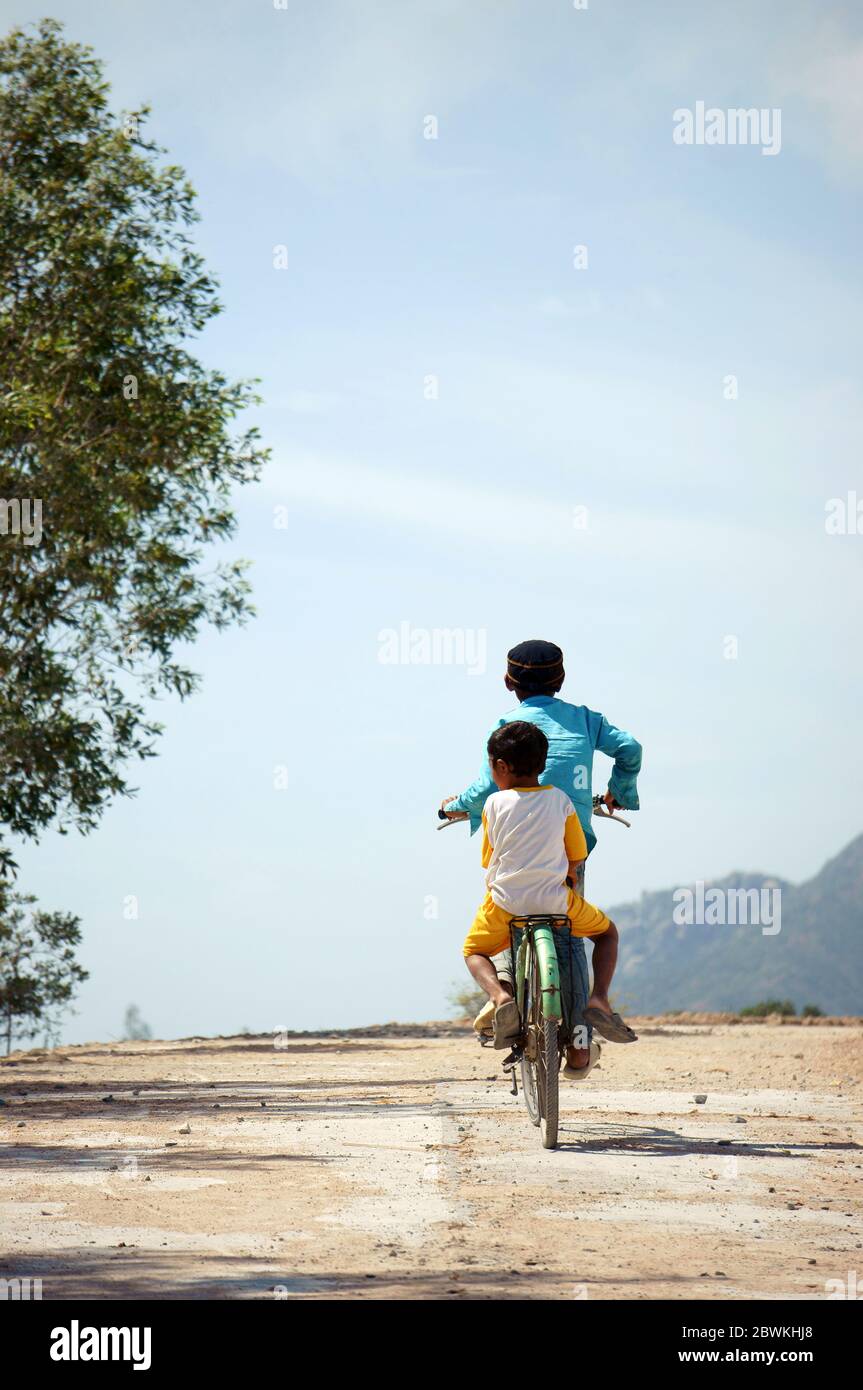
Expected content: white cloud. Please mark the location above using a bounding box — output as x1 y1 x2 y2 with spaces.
774 23 863 174
276 390 342 415
537 295 571 319
259 451 799 580
229 0 520 182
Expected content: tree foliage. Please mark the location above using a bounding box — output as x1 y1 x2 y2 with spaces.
0 20 267 874
0 889 87 1052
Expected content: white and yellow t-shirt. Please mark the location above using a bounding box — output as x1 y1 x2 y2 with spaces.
480 785 587 917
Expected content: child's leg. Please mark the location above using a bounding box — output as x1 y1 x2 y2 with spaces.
465 952 512 1008
586 920 619 1014
568 863 591 1052
583 920 637 1042
565 888 621 1057
490 945 513 990
563 933 592 1068
566 885 619 1010
463 896 519 1046
471 950 515 1035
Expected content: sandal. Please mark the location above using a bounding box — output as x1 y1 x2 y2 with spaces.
582 1006 638 1044
492 999 521 1049
563 1040 602 1080
473 999 495 1036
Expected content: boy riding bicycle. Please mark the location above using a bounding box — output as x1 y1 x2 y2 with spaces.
442 638 642 1073
461 720 636 1071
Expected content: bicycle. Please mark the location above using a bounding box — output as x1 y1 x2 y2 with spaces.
438 793 630 1149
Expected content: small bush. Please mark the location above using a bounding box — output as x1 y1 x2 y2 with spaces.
446 982 487 1019
122 1005 152 1041
801 1003 824 1018
739 999 796 1018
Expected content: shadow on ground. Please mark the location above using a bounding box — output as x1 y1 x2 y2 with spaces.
7 1250 728 1300
556 1119 860 1159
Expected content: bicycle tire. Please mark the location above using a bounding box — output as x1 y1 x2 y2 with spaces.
514 923 561 1148
520 939 541 1127
537 1015 559 1149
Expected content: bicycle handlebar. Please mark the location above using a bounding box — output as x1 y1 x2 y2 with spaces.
590 794 631 827
437 795 631 829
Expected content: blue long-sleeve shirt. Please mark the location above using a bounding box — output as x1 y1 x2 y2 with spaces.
447 695 641 853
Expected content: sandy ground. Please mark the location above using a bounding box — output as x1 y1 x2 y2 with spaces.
1 1018 861 1300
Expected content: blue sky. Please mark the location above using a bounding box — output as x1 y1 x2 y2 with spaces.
7 0 862 1041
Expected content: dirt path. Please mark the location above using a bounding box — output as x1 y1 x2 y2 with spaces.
1 1020 861 1299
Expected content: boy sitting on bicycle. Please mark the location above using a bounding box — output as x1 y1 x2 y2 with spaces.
442 637 641 1071
462 720 636 1066
441 638 641 856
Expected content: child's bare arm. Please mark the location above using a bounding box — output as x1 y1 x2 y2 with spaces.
566 858 585 894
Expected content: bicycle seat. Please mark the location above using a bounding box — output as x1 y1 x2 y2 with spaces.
507 915 571 928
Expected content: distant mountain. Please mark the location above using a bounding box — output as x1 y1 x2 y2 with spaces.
609 833 863 1016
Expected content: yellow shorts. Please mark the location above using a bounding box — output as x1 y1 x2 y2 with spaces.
462 889 611 959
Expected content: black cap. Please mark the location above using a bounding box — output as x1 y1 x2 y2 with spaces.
506 639 565 692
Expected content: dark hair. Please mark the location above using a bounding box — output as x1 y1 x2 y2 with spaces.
487 721 548 778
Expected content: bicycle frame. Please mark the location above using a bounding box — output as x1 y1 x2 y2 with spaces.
511 916 566 1024
503 916 571 1147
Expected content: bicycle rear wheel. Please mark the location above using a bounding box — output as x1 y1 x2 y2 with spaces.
520 939 540 1128
519 934 559 1148
537 1016 559 1149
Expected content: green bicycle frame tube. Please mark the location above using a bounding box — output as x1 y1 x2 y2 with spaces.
515 923 562 1023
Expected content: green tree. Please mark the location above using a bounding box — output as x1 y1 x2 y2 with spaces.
0 890 87 1053
122 1003 152 1041
0 20 267 876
